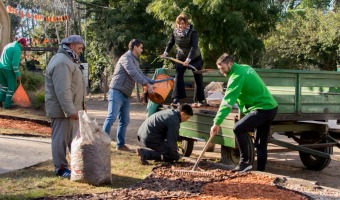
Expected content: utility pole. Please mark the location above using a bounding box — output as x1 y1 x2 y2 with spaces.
66 0 70 37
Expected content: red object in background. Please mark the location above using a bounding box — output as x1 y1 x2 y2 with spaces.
20 10 24 18
6 5 12 13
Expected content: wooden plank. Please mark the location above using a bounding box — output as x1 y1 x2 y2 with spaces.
301 95 340 104
277 105 296 113
179 129 236 147
301 105 340 114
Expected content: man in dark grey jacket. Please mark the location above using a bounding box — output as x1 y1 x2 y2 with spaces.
136 104 193 165
103 39 154 151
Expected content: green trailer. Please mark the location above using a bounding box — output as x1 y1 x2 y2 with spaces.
158 68 340 170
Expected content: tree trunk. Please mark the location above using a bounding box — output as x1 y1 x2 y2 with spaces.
0 1 10 54
333 0 340 12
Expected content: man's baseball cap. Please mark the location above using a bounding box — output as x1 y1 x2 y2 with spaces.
61 35 85 46
17 37 28 47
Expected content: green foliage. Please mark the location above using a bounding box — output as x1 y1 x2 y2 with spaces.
147 0 280 68
8 13 21 39
18 71 45 109
77 0 167 92
31 90 45 109
21 71 44 91
261 9 340 70
0 151 154 200
298 0 332 11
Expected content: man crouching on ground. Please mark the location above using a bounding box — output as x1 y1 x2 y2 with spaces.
136 104 193 165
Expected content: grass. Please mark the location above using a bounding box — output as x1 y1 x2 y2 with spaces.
0 145 154 200
0 97 154 199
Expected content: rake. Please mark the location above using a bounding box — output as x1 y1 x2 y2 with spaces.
162 56 211 74
172 134 215 176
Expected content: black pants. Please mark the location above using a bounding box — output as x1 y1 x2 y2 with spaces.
171 55 205 102
233 107 278 171
138 137 179 162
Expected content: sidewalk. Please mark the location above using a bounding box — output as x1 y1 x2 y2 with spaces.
0 96 145 174
0 135 51 174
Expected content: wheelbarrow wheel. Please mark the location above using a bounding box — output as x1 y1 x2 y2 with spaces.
299 132 333 171
180 137 194 157
221 133 255 166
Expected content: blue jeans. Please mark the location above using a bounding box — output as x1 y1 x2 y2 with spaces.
102 89 130 147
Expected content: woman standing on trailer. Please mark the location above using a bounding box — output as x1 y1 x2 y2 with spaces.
161 13 206 107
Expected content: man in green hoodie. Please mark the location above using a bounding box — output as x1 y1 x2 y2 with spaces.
0 37 27 109
210 53 278 172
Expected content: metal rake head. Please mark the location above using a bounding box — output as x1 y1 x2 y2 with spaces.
171 169 213 177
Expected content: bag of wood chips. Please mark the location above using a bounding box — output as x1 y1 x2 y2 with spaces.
70 110 112 186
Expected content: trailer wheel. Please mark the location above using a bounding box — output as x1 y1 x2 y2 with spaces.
180 138 194 157
206 143 216 152
299 132 333 171
220 146 240 165
221 134 255 166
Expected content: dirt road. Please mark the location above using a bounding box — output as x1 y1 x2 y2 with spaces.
87 95 340 190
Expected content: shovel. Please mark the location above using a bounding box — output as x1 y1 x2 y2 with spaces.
162 56 210 74
151 77 174 84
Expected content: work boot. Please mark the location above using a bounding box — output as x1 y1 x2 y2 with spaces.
198 100 208 107
231 163 252 173
136 148 149 165
170 99 180 108
116 145 131 151
192 100 208 108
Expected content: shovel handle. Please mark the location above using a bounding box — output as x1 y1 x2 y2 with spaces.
192 135 215 171
162 57 198 71
151 77 174 83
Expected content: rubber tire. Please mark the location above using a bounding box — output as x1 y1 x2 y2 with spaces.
206 143 216 152
221 133 255 166
220 145 240 165
181 138 194 157
299 132 333 171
